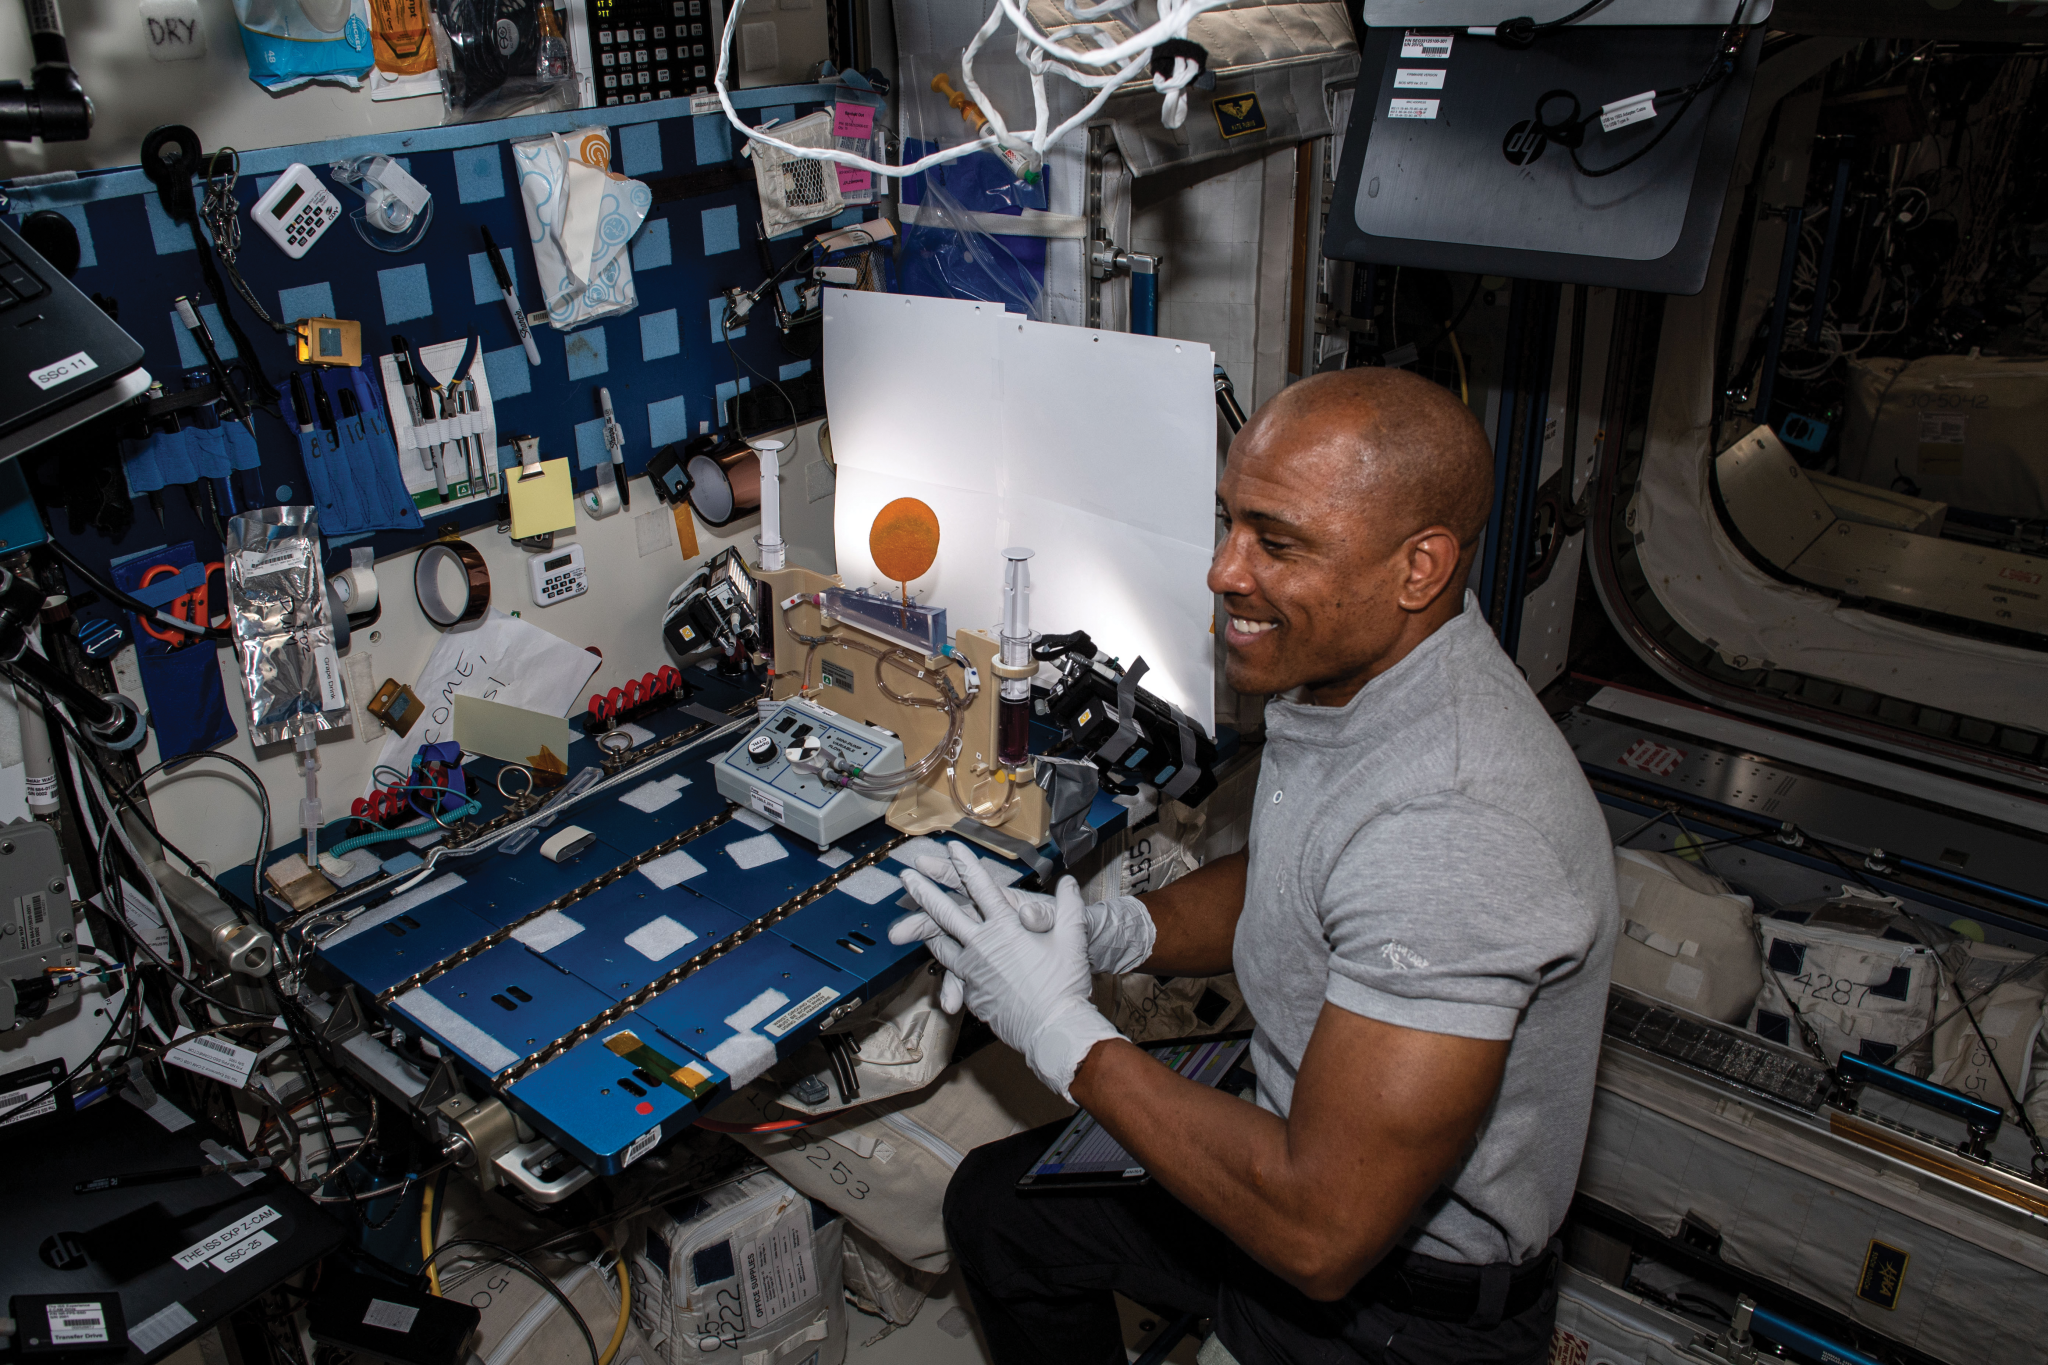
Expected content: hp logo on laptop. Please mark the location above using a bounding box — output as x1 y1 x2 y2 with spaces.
1501 120 1547 166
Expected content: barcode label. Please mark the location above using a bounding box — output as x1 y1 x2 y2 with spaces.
239 546 306 577
363 1299 420 1333
16 891 48 948
48 1302 108 1344
0 1081 56 1127
622 1124 662 1168
166 1028 260 1087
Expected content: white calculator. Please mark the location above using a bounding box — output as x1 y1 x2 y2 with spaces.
529 543 588 607
251 164 342 260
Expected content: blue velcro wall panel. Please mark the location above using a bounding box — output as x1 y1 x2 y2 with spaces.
2 88 869 588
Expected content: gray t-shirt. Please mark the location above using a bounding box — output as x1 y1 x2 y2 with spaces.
1232 591 1617 1267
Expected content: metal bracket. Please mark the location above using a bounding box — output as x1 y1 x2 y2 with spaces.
321 986 366 1044
1085 124 1112 328
494 1139 595 1203
419 1055 463 1111
818 997 865 1031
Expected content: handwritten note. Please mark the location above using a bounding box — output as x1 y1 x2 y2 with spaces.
367 610 600 796
836 166 872 195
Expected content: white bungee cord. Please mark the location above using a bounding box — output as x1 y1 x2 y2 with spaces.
712 0 1228 181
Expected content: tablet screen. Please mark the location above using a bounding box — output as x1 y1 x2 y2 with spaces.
1018 1033 1255 1190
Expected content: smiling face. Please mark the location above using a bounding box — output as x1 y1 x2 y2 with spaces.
1208 369 1493 707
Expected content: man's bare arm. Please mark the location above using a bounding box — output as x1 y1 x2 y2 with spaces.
1134 849 1247 976
1068 1001 1507 1301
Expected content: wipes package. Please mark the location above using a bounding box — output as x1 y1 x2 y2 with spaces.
234 0 374 90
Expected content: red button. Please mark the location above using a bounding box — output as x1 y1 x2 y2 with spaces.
636 1101 653 1115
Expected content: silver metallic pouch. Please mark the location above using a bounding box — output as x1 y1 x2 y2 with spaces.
224 506 347 747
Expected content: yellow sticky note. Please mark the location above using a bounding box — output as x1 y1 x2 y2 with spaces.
452 694 571 766
508 457 577 539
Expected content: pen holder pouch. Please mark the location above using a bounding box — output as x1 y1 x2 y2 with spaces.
295 424 356 535
121 433 165 496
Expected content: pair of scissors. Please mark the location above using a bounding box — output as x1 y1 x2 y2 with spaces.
136 561 223 647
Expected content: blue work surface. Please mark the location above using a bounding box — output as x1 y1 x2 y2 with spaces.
682 816 900 920
767 883 924 989
518 877 751 1000
314 881 499 997
631 931 857 1077
590 770 729 850
470 831 639 923
278 670 1162 1175
389 938 618 1080
504 1007 729 1176
294 684 927 1170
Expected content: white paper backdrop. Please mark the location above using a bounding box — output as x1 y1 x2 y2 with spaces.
823 290 1216 730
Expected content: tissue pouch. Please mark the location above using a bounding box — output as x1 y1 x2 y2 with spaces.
110 542 237 760
512 127 652 330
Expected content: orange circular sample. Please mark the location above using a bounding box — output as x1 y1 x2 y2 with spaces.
870 498 941 583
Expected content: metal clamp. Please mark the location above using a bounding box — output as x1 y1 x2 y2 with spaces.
493 1139 594 1203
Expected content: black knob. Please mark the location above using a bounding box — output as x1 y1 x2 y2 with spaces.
747 734 777 764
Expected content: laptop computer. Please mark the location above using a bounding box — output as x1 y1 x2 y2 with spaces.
0 1070 344 1362
0 216 150 463
1324 23 1762 294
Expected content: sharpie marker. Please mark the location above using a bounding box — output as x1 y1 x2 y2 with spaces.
480 225 542 366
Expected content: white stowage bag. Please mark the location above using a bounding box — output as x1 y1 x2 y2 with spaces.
1930 940 2048 1119
1610 848 1763 1024
751 970 962 1117
457 1254 657 1365
840 1226 941 1328
1746 891 1941 1069
722 1043 1073 1274
1840 355 2048 521
1094 970 1249 1043
627 1173 845 1365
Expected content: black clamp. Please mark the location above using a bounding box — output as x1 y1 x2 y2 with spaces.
1151 38 1209 84
140 124 204 227
1492 16 1539 48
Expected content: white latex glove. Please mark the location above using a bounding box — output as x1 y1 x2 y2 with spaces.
912 850 1157 979
889 843 1122 1101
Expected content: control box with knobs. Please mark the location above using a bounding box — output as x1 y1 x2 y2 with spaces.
715 698 905 848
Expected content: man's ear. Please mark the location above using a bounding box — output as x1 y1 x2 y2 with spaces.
1397 526 1464 612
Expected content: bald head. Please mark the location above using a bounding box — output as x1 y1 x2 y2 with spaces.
1211 369 1497 706
1240 368 1494 551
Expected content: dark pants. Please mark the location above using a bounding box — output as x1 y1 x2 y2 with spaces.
944 1122 1558 1365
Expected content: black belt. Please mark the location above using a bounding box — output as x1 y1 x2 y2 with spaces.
1353 1242 1559 1328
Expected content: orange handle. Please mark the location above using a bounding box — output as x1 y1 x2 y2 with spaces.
930 73 987 131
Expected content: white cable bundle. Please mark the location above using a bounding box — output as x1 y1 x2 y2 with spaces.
714 0 1231 181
